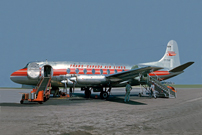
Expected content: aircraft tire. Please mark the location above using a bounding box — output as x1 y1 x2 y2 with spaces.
100 91 108 99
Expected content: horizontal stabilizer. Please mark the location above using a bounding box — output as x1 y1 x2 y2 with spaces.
169 62 194 72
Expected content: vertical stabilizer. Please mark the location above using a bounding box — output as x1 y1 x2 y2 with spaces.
139 40 181 70
158 40 180 69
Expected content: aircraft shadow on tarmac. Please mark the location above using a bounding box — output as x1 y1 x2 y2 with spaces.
0 99 84 107
106 97 147 105
0 94 146 107
0 103 41 107
74 93 147 105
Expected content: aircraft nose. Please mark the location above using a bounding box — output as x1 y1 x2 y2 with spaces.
10 68 27 84
10 71 18 83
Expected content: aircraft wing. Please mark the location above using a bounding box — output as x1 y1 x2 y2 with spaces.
106 66 162 82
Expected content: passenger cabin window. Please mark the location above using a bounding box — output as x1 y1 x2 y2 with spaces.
75 68 79 74
67 68 70 74
92 69 95 74
107 69 110 74
83 69 87 74
100 69 103 74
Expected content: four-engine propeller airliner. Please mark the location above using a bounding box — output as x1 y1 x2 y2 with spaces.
10 40 194 99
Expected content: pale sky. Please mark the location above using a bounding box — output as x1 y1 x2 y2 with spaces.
0 0 201 87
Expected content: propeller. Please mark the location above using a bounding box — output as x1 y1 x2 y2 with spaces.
138 73 143 82
61 80 67 94
69 76 77 95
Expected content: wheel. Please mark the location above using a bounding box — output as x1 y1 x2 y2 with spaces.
100 91 108 99
85 89 91 98
138 93 142 97
20 100 24 104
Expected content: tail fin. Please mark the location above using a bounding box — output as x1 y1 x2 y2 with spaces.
139 40 181 70
158 40 181 69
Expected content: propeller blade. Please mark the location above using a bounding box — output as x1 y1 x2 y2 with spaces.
64 82 67 94
61 80 68 94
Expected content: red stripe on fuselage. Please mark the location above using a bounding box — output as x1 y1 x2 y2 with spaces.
94 69 100 75
11 68 168 77
149 71 170 76
10 68 28 76
53 68 129 75
53 69 67 76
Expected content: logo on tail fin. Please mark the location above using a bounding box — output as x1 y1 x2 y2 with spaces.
167 51 176 56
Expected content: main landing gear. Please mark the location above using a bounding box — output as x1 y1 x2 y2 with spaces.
84 87 111 99
100 87 111 99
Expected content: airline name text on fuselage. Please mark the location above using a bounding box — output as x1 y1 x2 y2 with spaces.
70 64 126 69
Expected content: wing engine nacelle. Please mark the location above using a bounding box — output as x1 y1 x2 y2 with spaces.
76 75 106 84
61 79 74 87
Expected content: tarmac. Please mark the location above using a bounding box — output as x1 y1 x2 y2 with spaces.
0 87 202 135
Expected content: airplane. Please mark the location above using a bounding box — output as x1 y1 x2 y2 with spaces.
10 40 194 100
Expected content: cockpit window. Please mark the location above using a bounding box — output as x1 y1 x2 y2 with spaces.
23 61 40 69
23 63 30 69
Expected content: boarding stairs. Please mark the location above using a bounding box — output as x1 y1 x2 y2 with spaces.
139 84 151 97
20 77 52 104
36 77 51 96
149 77 176 98
139 74 177 98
